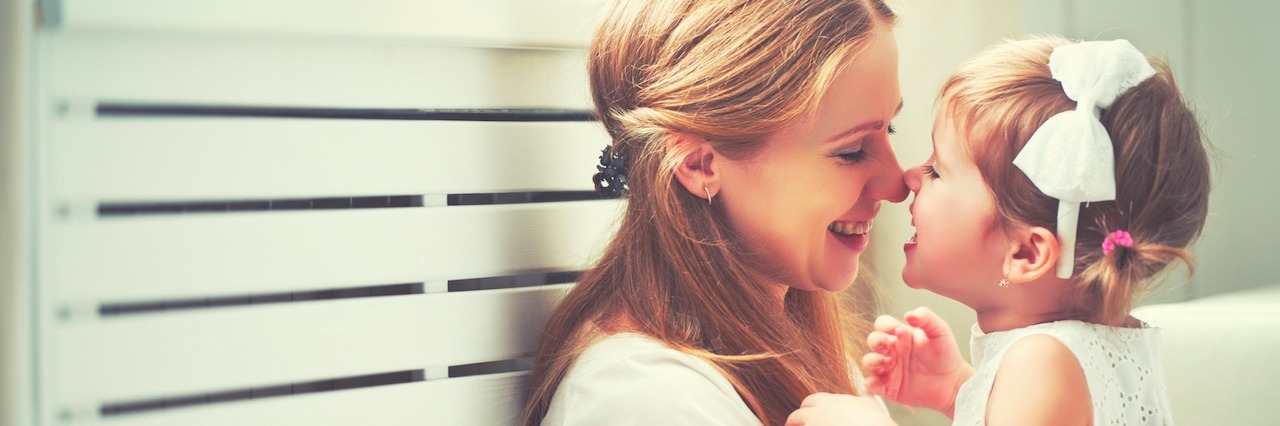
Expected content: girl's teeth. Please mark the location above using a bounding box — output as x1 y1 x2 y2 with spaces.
907 234 917 244
828 221 872 236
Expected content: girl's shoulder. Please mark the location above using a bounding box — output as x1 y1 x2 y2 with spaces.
986 333 1092 424
543 333 761 426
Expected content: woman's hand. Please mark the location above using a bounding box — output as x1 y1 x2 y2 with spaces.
785 393 895 426
861 307 973 418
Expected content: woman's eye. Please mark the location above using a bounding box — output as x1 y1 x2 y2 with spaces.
923 164 940 179
887 122 897 135
836 150 869 164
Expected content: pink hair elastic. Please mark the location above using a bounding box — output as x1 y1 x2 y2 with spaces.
1102 230 1133 254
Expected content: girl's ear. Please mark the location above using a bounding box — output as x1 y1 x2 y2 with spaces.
670 133 720 202
1003 226 1061 283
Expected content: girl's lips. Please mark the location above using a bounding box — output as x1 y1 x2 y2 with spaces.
903 233 917 252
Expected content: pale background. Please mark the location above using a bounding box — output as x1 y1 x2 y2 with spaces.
877 1 1280 424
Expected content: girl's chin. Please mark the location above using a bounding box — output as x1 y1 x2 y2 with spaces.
900 270 924 289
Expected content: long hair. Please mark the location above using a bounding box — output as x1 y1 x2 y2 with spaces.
522 1 896 424
938 35 1212 326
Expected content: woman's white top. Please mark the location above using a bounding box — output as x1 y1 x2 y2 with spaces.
542 333 762 425
953 320 1174 426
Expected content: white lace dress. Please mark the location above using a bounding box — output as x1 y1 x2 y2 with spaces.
953 320 1174 425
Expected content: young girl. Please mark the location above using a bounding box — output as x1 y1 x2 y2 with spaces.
787 36 1209 425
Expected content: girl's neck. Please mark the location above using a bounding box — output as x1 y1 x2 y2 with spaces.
974 306 1088 334
974 307 1144 333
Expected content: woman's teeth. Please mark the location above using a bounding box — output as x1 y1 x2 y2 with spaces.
828 221 872 237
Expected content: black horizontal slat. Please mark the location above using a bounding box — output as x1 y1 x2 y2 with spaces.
98 196 425 217
97 103 597 122
100 191 602 217
99 283 423 317
101 370 423 417
447 190 603 206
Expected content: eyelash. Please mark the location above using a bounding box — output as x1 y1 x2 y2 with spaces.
836 150 869 164
834 123 895 165
923 164 940 179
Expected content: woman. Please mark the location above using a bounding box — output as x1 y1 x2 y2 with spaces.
523 0 908 424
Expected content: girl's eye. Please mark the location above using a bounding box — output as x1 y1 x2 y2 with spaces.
923 164 940 179
887 122 897 135
835 150 869 164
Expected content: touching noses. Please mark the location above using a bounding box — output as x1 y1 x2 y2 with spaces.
904 163 923 193
868 151 909 204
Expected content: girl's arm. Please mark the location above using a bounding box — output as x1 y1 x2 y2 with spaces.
985 334 1090 425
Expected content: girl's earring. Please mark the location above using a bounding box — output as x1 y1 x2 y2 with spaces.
998 270 1010 288
704 186 713 205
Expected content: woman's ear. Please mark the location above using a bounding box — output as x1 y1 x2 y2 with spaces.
1003 226 1061 284
670 133 720 202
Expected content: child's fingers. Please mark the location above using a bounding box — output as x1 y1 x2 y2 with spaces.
873 314 906 333
861 352 894 375
891 325 913 353
904 306 950 339
867 330 897 354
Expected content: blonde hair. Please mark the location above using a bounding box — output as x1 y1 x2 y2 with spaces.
939 35 1211 326
522 0 896 424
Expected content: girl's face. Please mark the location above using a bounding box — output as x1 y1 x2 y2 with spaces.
715 30 908 293
901 110 1012 304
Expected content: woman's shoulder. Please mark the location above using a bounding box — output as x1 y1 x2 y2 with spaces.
543 333 761 425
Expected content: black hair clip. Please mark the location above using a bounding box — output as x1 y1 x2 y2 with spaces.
592 145 628 198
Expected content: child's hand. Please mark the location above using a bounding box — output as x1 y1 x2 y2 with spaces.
861 307 973 418
785 393 896 426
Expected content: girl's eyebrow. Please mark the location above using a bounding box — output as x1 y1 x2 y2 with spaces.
824 100 904 144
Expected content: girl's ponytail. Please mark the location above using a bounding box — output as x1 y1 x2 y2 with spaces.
1078 234 1195 326
1071 58 1211 325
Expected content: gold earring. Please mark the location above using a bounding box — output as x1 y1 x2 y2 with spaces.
704 186 713 205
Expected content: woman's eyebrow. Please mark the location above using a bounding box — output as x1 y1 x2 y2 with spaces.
824 100 905 144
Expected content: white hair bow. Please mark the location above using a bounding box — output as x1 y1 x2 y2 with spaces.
1012 39 1155 279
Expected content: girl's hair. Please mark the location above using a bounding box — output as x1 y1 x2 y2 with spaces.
521 0 896 424
939 35 1211 326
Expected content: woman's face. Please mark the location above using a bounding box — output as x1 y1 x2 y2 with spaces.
715 30 908 293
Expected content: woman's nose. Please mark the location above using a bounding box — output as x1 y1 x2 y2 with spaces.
869 154 909 203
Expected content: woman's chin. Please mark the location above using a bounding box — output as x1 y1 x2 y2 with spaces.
812 269 859 292
816 281 855 293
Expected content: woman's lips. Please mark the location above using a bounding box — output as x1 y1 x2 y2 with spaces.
828 220 872 236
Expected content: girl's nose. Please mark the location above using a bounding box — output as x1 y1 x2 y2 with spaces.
904 164 923 193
